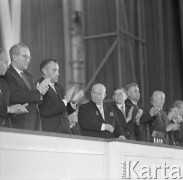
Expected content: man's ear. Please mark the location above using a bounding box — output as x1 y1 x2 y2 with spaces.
42 68 47 75
12 54 17 62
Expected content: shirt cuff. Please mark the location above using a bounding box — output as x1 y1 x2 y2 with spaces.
62 99 67 106
70 102 77 110
101 123 105 131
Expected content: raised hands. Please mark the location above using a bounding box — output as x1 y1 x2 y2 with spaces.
65 86 84 103
8 103 28 114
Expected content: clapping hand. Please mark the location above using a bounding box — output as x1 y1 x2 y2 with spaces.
149 107 160 117
8 103 28 114
65 86 76 103
36 78 51 95
71 90 84 103
135 109 143 125
166 123 180 132
126 106 134 123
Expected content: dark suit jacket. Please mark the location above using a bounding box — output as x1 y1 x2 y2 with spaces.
78 101 124 139
0 77 11 127
4 65 41 130
125 98 140 140
148 110 169 144
38 77 74 134
112 103 130 139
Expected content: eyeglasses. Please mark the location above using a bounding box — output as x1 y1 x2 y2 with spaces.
19 54 31 60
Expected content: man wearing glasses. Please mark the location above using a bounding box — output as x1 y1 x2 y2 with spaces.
4 43 50 130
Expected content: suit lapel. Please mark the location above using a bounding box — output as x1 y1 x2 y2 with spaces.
55 83 64 100
9 65 30 91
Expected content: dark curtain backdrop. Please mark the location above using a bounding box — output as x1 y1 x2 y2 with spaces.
145 0 183 110
21 0 65 85
83 0 183 111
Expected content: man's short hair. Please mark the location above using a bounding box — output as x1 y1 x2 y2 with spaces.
9 43 29 60
125 83 138 93
114 87 126 94
40 58 58 74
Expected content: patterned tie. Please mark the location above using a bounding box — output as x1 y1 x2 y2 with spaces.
20 72 31 89
98 106 105 120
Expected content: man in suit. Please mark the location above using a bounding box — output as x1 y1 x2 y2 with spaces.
78 83 125 139
4 43 50 130
148 91 179 144
112 88 134 139
0 48 28 127
38 58 84 134
125 83 143 140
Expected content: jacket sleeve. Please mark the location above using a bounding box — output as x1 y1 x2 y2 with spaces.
114 115 125 137
0 96 8 118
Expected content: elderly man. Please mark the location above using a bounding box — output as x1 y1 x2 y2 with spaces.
147 91 179 144
0 48 28 127
125 83 143 140
37 58 84 134
78 83 125 139
112 88 134 139
4 43 50 130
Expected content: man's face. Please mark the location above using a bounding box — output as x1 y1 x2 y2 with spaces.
153 93 165 109
113 89 127 104
0 52 10 75
91 85 106 105
13 48 31 71
43 61 59 83
128 86 140 102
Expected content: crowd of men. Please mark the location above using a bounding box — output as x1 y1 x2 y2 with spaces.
0 43 183 147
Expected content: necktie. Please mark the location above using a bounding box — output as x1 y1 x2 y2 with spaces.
49 83 57 93
121 105 126 117
20 72 31 89
98 106 105 120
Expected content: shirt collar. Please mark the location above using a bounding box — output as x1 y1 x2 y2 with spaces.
116 103 125 110
96 104 103 109
12 65 22 76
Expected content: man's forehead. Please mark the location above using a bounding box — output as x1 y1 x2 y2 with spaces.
20 48 30 54
47 61 59 69
115 89 125 94
93 85 105 92
129 86 139 91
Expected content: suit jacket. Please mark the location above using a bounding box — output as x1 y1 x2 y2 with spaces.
0 77 11 127
78 100 124 139
38 77 74 134
112 103 130 139
125 98 140 140
4 65 41 130
148 110 169 144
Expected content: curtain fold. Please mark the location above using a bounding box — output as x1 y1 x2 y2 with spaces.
21 0 65 85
